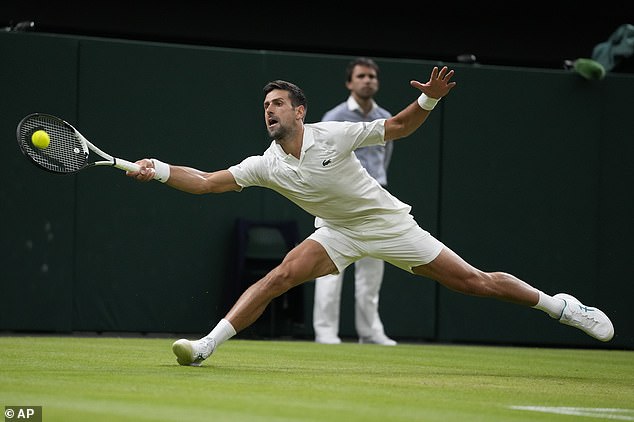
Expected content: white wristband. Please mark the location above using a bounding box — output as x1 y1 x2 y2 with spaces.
150 158 170 183
417 93 440 111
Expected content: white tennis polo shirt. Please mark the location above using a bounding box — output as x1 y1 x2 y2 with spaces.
228 119 412 232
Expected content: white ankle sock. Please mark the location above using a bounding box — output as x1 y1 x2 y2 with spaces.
203 318 236 346
532 291 565 319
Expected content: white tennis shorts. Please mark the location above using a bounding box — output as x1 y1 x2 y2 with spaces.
308 215 444 274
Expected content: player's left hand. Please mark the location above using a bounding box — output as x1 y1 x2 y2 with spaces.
410 66 456 99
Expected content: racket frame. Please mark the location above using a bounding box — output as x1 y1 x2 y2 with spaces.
76 130 140 172
17 113 140 174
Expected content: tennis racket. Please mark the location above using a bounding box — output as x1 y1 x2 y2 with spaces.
16 113 141 175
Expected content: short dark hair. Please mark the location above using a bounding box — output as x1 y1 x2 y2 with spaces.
263 80 307 110
346 57 380 82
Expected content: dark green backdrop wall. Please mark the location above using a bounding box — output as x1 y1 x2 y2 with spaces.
1 32 632 349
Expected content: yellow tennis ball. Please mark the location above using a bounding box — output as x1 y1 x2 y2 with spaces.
32 130 50 149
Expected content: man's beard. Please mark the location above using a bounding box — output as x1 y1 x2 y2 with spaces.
267 124 288 140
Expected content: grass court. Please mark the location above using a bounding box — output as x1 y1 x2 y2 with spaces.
1 336 632 421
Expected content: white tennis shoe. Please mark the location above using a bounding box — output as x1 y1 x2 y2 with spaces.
315 335 342 345
555 293 614 342
359 335 397 346
172 337 216 366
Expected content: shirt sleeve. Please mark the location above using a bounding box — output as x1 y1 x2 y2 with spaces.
227 155 266 190
384 140 394 171
350 119 386 149
314 119 386 155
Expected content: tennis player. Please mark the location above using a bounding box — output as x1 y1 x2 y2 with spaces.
128 66 614 366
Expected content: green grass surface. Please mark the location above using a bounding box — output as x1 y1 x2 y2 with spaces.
0 336 632 421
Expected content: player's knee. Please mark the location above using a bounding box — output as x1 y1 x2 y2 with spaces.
459 272 495 297
467 271 514 297
262 265 296 295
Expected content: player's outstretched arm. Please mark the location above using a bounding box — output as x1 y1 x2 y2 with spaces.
384 66 456 141
126 158 240 194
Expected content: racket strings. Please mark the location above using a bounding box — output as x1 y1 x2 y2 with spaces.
19 116 87 173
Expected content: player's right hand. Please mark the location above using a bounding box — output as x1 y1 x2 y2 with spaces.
126 158 156 182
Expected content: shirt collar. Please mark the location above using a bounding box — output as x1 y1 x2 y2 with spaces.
272 126 314 163
347 95 378 113
301 125 314 153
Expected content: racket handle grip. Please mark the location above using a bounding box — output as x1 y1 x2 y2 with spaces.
113 158 141 172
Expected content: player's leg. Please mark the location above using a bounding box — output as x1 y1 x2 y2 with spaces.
412 247 540 306
412 246 614 342
173 239 338 366
354 257 396 345
313 272 345 344
225 239 337 330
